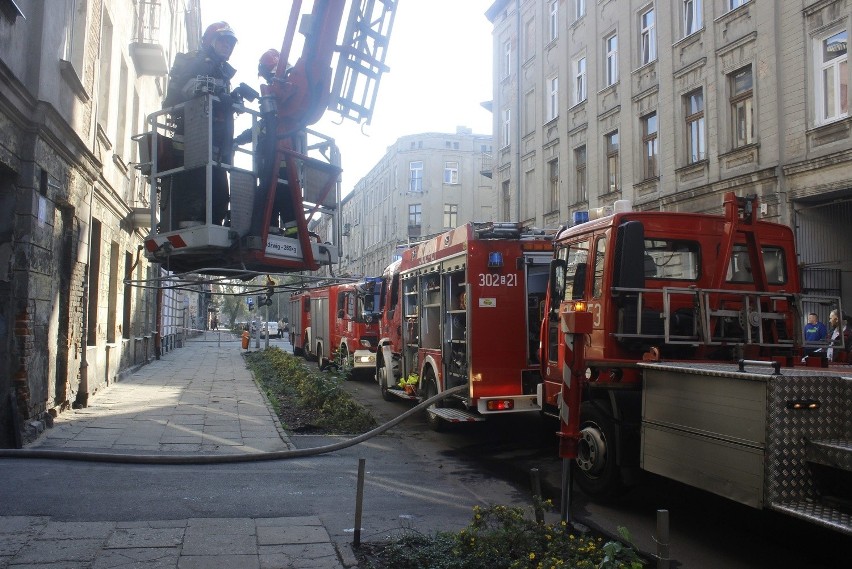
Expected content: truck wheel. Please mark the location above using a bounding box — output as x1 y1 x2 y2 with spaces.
303 334 315 361
575 401 623 498
317 344 328 371
378 365 394 402
423 372 446 432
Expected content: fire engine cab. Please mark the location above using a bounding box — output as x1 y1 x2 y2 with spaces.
134 0 396 276
375 222 554 430
545 193 851 535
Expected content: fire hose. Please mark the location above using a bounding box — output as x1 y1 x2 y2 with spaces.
0 385 467 465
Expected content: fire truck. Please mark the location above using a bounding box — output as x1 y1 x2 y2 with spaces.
375 222 553 429
546 192 851 535
288 290 311 358
134 0 396 276
295 278 382 376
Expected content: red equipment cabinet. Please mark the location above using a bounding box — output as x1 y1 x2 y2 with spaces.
375 222 554 430
544 193 851 536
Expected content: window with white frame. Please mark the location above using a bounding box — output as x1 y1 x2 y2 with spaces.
549 0 558 42
443 204 458 228
685 89 706 163
640 7 656 66
605 131 620 193
605 33 618 86
547 75 559 121
409 161 423 192
729 0 747 11
730 65 754 147
574 57 587 105
524 89 536 135
642 112 659 179
575 146 587 203
574 0 586 22
503 38 511 79
548 158 559 212
815 29 848 124
502 108 511 147
683 0 702 37
63 0 89 75
444 161 459 184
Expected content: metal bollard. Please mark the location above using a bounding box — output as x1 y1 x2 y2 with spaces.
529 468 544 523
656 509 670 569
353 458 366 547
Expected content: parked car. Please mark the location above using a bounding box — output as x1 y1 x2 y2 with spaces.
262 321 280 339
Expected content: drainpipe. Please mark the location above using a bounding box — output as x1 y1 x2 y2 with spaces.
514 0 521 222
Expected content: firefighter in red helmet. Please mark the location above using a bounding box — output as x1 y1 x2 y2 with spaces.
257 49 280 83
161 21 239 228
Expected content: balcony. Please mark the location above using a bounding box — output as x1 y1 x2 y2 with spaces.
129 1 169 76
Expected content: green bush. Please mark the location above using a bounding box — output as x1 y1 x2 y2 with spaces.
356 503 645 569
246 347 376 434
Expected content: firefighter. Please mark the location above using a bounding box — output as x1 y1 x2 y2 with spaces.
236 48 299 238
162 21 239 228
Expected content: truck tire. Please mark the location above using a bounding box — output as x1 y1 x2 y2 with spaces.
575 401 623 498
303 334 316 361
317 344 328 371
378 365 394 402
422 371 446 432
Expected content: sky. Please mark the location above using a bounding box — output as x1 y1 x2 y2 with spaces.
201 0 495 194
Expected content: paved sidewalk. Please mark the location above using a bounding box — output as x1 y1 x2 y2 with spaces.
4 336 357 569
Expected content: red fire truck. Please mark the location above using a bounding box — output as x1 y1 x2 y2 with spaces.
288 291 311 358
375 222 553 430
296 278 381 377
545 193 851 535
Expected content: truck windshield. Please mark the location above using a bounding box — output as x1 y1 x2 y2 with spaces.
644 239 700 280
358 291 382 322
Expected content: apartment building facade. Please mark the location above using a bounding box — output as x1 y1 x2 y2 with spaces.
326 128 495 277
0 0 200 446
486 0 851 309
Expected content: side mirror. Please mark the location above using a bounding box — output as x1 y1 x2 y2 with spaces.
549 259 567 319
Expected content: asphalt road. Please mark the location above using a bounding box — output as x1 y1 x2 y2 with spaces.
337 361 850 569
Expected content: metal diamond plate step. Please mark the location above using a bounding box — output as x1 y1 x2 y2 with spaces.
427 407 484 423
386 388 418 401
771 501 852 537
806 439 852 472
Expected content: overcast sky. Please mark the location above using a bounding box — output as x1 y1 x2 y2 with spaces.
201 0 495 194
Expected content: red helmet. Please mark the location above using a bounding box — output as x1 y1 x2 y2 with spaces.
202 21 237 60
258 49 280 81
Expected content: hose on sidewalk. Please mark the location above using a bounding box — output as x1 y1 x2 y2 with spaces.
0 385 468 465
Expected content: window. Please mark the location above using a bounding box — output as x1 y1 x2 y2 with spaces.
730 66 754 147
97 13 113 130
605 34 618 86
524 89 536 134
605 131 620 193
592 236 607 298
106 242 119 344
640 8 656 65
574 57 587 104
87 218 102 346
503 38 511 78
642 112 659 178
729 0 747 10
547 76 558 121
444 161 459 184
549 1 558 41
683 0 701 36
408 204 421 227
575 145 587 202
524 17 536 61
502 108 511 147
645 239 700 280
574 0 586 22
443 204 458 228
502 180 511 222
726 244 787 285
548 158 559 212
558 240 590 301
685 89 706 163
409 161 423 192
63 0 88 74
816 30 848 124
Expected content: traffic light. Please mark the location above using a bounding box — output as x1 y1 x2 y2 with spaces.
265 277 275 306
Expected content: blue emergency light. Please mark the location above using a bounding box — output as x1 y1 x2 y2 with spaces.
487 251 503 268
572 211 589 225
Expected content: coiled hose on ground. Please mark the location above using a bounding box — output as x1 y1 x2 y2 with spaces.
0 385 468 465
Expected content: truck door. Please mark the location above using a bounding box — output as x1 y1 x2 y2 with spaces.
542 239 590 407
